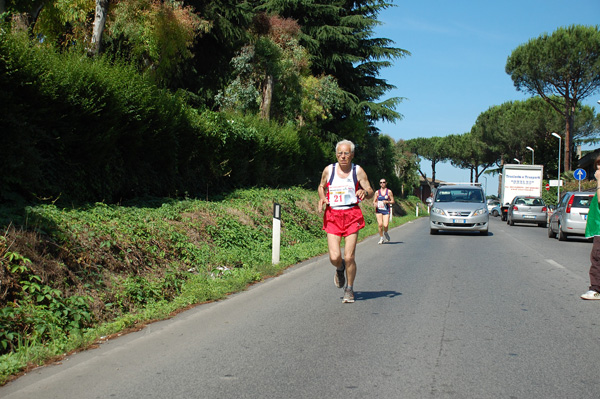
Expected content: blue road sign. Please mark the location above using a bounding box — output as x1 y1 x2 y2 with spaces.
574 168 586 181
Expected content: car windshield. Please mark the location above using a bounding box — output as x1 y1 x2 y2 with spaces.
515 197 544 206
435 188 484 203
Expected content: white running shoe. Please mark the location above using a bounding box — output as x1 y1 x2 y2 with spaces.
343 288 355 303
384 232 390 242
378 237 384 245
581 290 600 300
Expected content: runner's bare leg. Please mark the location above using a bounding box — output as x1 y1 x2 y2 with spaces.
326 233 343 268
342 232 358 287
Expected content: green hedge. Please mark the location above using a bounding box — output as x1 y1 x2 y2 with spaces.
0 31 327 204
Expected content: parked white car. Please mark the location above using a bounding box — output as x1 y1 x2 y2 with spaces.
487 199 500 213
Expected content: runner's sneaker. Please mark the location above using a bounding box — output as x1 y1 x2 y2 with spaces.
378 237 384 245
581 290 600 300
343 288 355 303
334 260 346 288
384 232 391 242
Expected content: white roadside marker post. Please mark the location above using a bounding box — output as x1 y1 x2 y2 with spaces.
272 203 281 265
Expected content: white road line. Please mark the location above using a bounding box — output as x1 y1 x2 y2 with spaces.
545 259 566 269
545 258 587 283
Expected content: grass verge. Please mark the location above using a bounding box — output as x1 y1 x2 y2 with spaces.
0 187 426 384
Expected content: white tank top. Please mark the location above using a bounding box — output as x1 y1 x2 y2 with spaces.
327 163 359 210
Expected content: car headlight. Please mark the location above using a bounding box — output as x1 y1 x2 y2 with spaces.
431 207 446 216
473 208 487 216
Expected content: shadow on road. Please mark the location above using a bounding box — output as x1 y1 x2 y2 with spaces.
354 290 402 300
432 231 494 237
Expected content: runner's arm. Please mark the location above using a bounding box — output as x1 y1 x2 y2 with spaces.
317 166 331 212
356 167 373 200
387 190 395 205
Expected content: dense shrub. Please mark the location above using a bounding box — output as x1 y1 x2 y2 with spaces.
0 31 327 204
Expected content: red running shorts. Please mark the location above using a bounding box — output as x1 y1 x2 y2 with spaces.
323 206 365 237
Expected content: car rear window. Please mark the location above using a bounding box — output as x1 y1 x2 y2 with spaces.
514 197 545 206
572 196 594 208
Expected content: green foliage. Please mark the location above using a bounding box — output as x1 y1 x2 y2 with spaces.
34 0 94 50
181 0 254 103
393 140 421 196
506 25 600 103
0 30 193 202
0 264 93 356
405 136 451 184
108 0 209 87
506 24 600 170
216 15 314 124
472 97 599 178
260 0 410 135
0 29 330 203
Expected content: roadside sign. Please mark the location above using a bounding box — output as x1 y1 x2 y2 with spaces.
549 180 563 187
545 183 550 191
574 168 586 181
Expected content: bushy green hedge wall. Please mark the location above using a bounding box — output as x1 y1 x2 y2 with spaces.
0 32 327 204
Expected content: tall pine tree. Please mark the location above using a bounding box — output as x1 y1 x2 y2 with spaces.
259 0 409 131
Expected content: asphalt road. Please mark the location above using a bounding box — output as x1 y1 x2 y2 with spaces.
2 216 600 398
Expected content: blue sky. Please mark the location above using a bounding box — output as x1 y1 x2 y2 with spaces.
374 0 600 196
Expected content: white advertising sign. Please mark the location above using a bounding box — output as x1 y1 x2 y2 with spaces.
503 168 543 204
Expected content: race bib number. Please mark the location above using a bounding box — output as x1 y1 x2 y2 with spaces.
329 184 356 206
377 200 387 210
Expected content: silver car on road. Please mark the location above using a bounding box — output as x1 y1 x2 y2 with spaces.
429 184 489 235
548 191 594 241
507 196 547 227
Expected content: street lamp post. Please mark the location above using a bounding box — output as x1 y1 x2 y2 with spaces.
513 158 520 164
552 132 561 204
526 146 535 165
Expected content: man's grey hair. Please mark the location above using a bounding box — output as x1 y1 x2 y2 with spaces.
336 140 355 153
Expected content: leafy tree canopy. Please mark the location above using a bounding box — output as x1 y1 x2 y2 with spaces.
506 24 600 171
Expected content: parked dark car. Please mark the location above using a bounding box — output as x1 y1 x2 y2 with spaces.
507 196 547 227
548 191 594 241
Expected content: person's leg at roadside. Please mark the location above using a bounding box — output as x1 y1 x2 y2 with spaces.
376 213 384 244
582 236 600 299
342 232 358 303
590 237 600 290
383 214 390 242
327 233 346 288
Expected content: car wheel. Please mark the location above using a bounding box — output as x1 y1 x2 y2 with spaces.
430 228 438 235
492 210 498 217
538 222 547 228
558 223 568 241
547 224 556 238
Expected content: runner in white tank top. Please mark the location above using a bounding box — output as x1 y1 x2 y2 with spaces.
318 140 373 303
